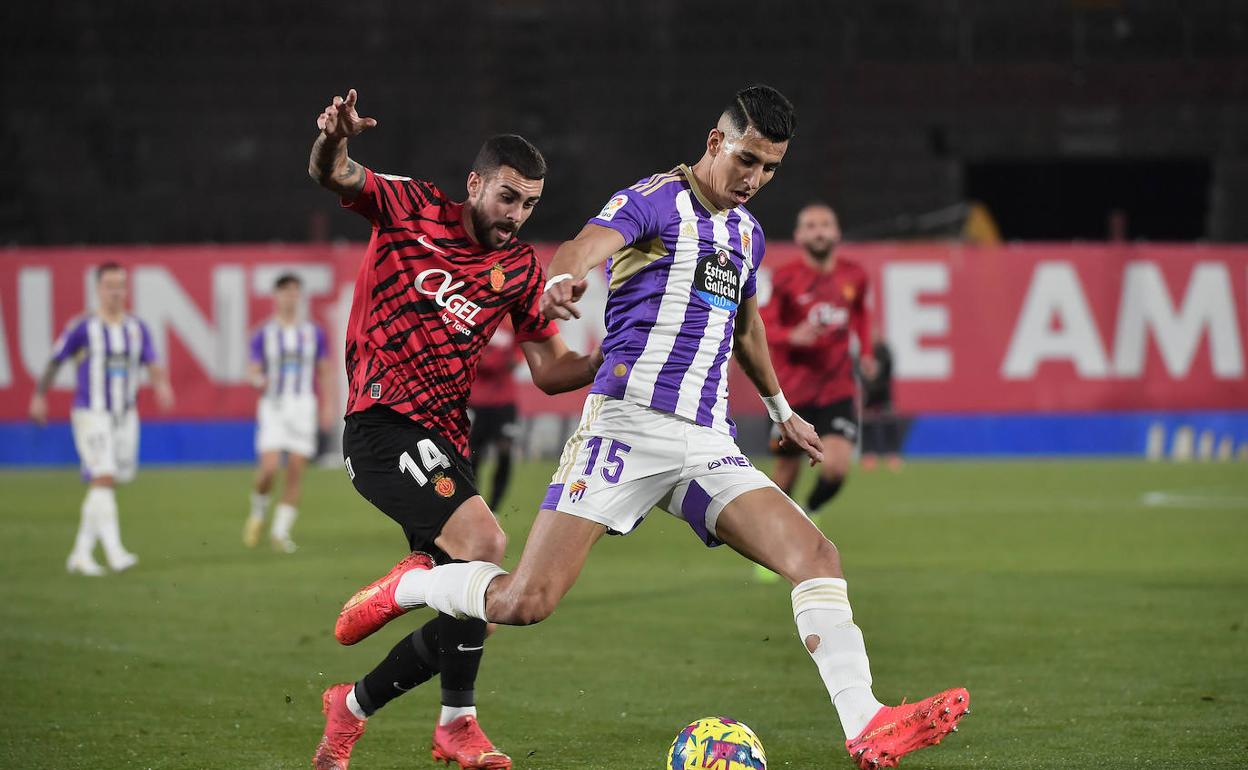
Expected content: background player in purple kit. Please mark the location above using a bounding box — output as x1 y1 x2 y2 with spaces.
243 272 336 553
28 262 174 575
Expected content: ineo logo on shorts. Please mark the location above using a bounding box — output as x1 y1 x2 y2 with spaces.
708 455 752 470
415 268 483 336
694 249 742 310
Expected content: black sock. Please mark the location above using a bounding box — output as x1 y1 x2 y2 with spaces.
807 477 844 512
488 451 512 510
438 612 487 708
354 618 440 716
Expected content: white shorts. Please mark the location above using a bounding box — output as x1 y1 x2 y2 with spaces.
71 408 139 483
542 395 781 547
256 396 317 458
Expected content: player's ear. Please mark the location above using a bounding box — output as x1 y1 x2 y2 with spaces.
706 127 723 157
466 170 483 201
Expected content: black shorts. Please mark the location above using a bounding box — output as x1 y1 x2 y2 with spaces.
343 406 478 558
469 404 518 457
771 397 859 456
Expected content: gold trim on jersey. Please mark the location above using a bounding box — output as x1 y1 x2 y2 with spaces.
631 168 680 196
677 163 727 215
609 237 669 291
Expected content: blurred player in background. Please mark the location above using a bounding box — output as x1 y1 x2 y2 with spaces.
468 325 521 510
764 203 874 514
243 272 334 553
860 335 903 472
339 86 969 770
307 89 600 770
28 263 174 575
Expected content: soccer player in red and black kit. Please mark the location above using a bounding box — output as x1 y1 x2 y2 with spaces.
468 325 521 510
307 89 600 770
764 203 876 515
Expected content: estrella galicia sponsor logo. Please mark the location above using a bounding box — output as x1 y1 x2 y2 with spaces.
708 455 752 470
694 249 741 310
414 268 484 336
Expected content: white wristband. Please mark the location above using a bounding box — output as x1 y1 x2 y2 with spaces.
544 273 574 293
761 391 793 423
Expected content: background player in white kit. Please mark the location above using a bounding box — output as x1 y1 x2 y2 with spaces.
28 262 175 576
243 273 334 553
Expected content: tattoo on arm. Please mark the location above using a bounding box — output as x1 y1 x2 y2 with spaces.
308 134 366 196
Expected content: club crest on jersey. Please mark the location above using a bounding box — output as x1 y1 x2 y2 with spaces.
568 478 589 503
596 194 628 222
842 284 857 302
489 263 506 292
694 249 742 310
432 472 456 498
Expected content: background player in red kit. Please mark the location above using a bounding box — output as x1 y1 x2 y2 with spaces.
306 89 600 770
468 323 522 511
764 203 876 515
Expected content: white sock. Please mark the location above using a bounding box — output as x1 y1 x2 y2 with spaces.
439 705 477 725
792 577 885 739
87 487 129 563
271 503 297 539
249 492 269 521
345 686 368 720
71 492 99 559
395 561 506 620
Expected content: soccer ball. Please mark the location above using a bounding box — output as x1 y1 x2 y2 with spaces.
666 716 767 770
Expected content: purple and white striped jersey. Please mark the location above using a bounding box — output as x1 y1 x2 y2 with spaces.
587 164 765 436
249 320 328 401
52 315 157 415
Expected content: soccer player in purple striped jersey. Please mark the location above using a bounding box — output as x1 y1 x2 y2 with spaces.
29 262 175 576
338 86 971 769
243 272 335 553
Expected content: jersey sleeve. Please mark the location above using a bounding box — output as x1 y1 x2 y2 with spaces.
510 249 558 344
315 325 329 360
586 187 660 247
138 321 157 365
340 167 441 227
51 318 87 363
248 328 265 364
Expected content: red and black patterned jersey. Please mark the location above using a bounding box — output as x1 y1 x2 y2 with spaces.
341 167 555 458
763 256 871 407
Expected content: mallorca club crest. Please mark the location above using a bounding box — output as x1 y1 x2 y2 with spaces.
432 472 456 498
489 262 506 292
568 478 589 503
841 283 857 302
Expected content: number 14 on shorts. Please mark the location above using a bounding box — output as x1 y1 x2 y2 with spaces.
399 439 452 486
583 436 630 483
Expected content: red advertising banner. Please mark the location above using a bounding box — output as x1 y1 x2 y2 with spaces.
2 242 1245 421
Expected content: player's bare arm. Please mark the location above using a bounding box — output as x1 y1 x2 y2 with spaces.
28 358 62 425
539 224 626 321
308 88 377 198
246 361 267 391
520 334 603 394
733 294 823 465
317 357 338 430
146 363 175 411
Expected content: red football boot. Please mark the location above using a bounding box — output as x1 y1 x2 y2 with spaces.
311 683 366 770
845 687 970 769
431 715 512 769
334 551 435 645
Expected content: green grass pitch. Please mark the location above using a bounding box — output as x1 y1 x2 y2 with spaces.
1 459 1245 769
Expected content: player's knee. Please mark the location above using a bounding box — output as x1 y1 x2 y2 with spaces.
800 537 843 580
458 529 507 564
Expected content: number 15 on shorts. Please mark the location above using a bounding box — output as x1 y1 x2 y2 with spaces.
583 436 630 483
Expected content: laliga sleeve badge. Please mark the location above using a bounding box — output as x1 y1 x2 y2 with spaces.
489 263 506 292
596 194 628 222
432 472 456 498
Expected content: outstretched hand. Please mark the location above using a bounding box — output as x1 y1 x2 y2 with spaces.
317 88 378 140
540 277 589 321
777 413 824 466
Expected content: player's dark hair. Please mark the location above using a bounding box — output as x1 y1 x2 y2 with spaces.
472 134 547 181
725 85 797 142
273 272 302 290
797 201 837 224
95 262 125 282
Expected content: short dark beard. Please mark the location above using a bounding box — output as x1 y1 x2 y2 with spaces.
468 202 514 248
805 244 834 262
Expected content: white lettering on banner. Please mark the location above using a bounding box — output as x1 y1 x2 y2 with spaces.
0 294 9 387
883 263 950 379
133 266 248 383
414 269 482 329
1112 262 1244 378
1002 262 1109 378
17 268 76 387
